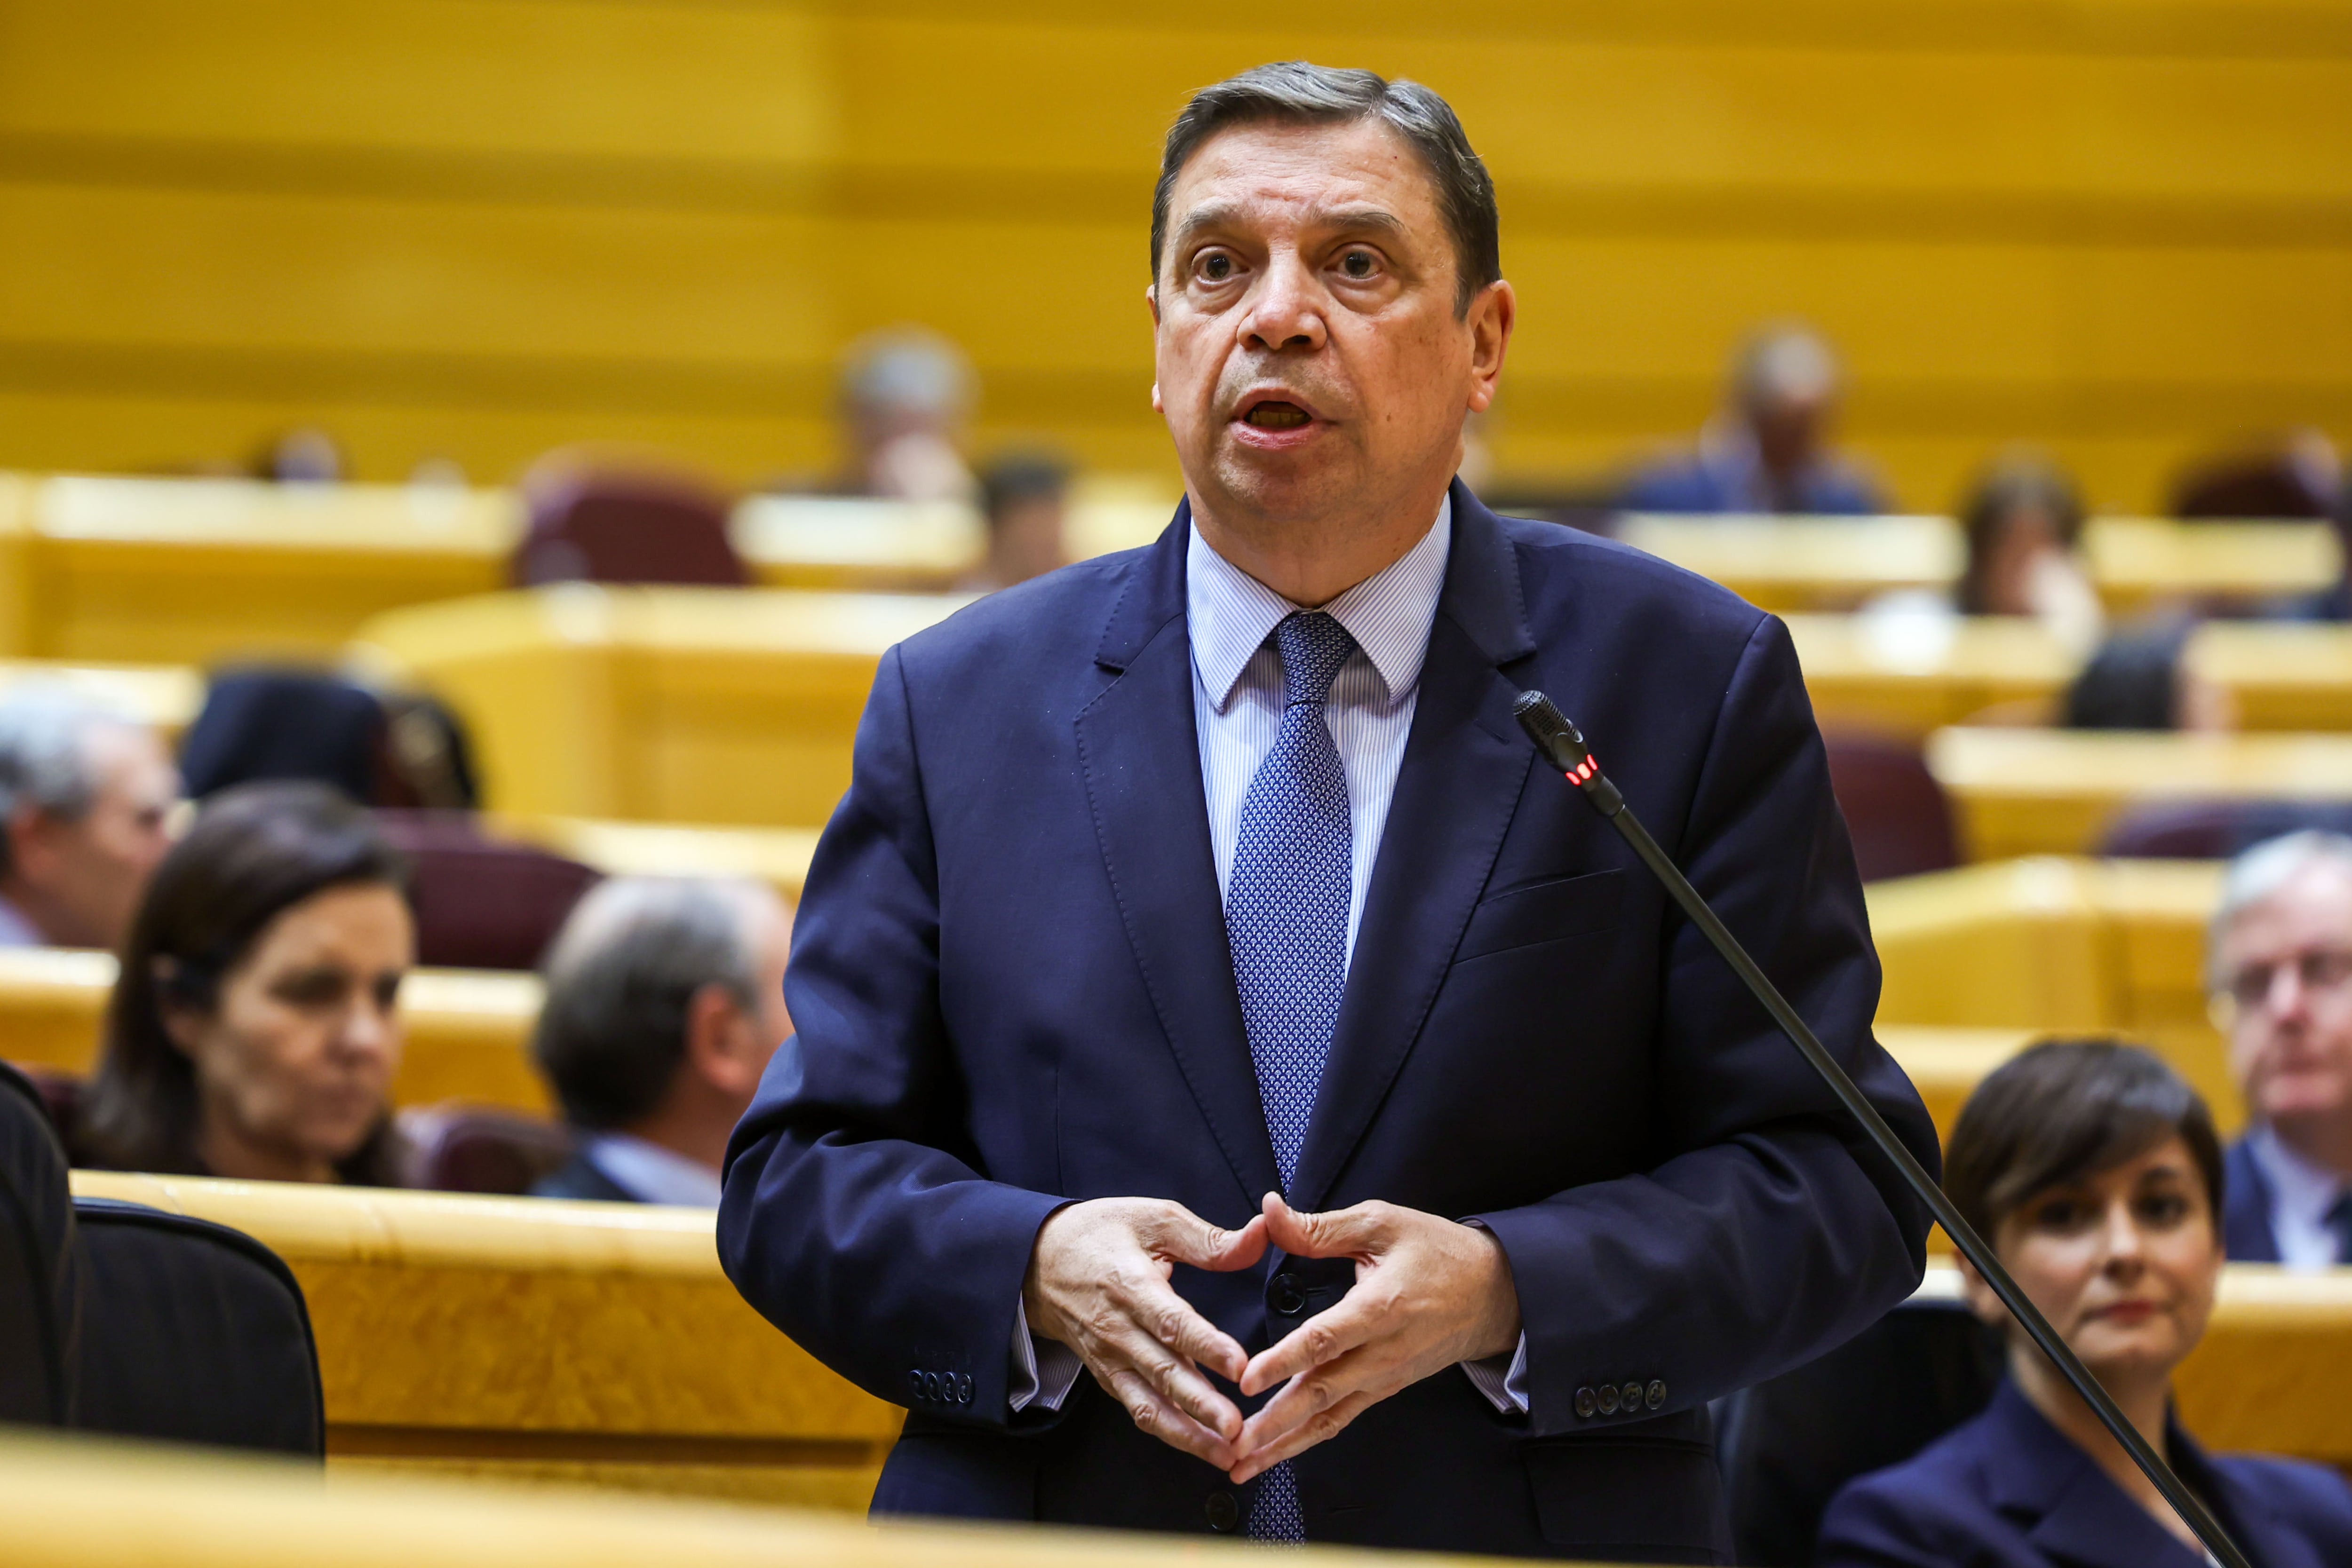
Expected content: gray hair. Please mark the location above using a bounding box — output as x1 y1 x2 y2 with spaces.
1150 62 1502 316
840 326 973 421
2206 830 2352 991
531 877 771 1131
1734 322 1841 410
0 687 137 880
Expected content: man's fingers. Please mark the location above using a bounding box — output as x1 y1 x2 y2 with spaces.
1101 1367 1236 1469
1259 1192 1391 1261
1228 1388 1379 1484
1238 1290 1385 1395
1150 1205 1270 1274
1121 1274 1248 1384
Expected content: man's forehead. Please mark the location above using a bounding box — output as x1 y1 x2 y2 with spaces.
1167 117 1439 230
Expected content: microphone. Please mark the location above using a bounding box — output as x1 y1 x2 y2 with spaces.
1511 689 2255 1568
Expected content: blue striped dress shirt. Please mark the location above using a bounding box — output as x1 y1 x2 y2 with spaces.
1012 495 1528 1417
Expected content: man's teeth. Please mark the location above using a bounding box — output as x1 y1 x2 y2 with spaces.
1245 404 1309 429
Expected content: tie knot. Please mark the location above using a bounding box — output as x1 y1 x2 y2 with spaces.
1275 612 1357 708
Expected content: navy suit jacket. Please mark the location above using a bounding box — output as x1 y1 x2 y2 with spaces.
2222 1136 2287 1264
718 483 1938 1562
1818 1377 2352 1568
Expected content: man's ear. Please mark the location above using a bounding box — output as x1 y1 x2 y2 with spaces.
683 983 763 1099
6 805 60 886
1145 281 1160 327
1464 278 1516 415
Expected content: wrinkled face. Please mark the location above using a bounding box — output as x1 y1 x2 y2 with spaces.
1971 1136 2221 1385
1150 116 1502 530
170 882 413 1179
2215 862 2352 1133
36 724 178 950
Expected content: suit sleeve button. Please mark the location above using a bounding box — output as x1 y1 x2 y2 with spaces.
958 1374 974 1404
925 1372 943 1402
1621 1381 1645 1412
1597 1384 1620 1414
1573 1386 1597 1419
1646 1379 1667 1410
1204 1490 1240 1533
908 1370 924 1401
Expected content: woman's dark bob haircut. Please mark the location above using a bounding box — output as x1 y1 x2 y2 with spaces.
76 781 409 1181
1944 1037 2223 1243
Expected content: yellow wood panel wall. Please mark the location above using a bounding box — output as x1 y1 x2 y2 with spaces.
0 1 2347 509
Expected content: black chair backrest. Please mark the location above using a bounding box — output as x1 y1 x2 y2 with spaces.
0 1059 77 1425
1718 1298 2005 1568
72 1196 324 1456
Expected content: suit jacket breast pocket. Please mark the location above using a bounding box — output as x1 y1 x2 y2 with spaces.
1453 868 1625 965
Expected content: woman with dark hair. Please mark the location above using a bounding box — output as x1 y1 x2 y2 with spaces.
2062 618 2237 733
1817 1039 2352 1567
74 781 413 1184
1955 456 2091 622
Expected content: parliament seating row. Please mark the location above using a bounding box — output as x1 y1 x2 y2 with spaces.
1623 513 2339 617
352 588 2352 829
0 475 1173 666
0 857 2217 1130
60 1173 2352 1498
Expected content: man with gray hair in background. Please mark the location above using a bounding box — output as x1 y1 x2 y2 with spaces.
2209 829 2352 1266
0 687 178 951
1619 321 1887 515
530 876 793 1206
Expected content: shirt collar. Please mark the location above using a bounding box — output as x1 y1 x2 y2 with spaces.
1186 493 1452 714
2249 1123 2350 1227
583 1131 724 1208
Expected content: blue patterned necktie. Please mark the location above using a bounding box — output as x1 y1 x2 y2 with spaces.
1224 610 1358 1544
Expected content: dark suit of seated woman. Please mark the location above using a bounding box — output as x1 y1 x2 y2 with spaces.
1817 1039 2352 1568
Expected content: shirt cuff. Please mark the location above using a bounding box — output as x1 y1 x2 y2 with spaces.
1461 1334 1530 1415
1008 1303 1086 1413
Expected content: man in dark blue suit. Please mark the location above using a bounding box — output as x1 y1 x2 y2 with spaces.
718 62 1936 1562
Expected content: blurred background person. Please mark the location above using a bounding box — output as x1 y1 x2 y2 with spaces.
0 688 179 951
252 426 348 484
2207 831 2352 1267
1955 453 2102 648
529 877 791 1205
1818 1039 2352 1568
2061 617 2237 733
74 783 412 1185
1619 321 1886 515
837 326 976 502
961 452 1070 592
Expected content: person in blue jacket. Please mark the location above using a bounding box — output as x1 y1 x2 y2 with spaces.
1818 1039 2352 1568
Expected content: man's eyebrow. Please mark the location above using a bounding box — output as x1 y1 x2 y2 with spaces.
1168 202 1413 253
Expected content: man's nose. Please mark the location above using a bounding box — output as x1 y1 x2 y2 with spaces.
2265 961 2311 1021
1239 252 1327 353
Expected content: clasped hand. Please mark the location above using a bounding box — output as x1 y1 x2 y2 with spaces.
1020 1190 1521 1481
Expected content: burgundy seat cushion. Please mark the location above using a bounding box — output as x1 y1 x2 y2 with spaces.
1822 732 1961 883
373 812 602 972
397 1105 572 1196
514 469 747 587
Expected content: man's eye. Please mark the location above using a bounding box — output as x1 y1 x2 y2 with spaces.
1199 254 1232 281
1341 251 1375 278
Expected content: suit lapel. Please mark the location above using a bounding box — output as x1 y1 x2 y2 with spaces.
1289 486 1537 1212
1075 510 1282 1212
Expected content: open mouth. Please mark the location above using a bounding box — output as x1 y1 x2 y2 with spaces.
1241 401 1311 429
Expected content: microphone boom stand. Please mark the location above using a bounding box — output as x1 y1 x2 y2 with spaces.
1512 690 2253 1568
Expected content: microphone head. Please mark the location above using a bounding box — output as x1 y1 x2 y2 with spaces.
1512 690 1592 773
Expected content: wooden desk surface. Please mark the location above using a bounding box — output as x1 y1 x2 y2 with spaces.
1621 513 2337 615
1870 857 2233 1126
351 586 972 825
0 1432 1520 1568
1927 727 2352 861
69 1172 900 1507
1792 615 2352 740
